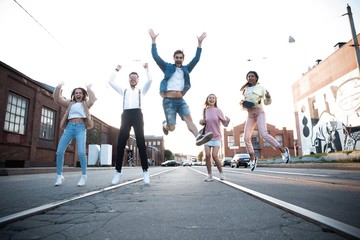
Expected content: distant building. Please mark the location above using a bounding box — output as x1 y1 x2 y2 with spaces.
0 61 164 168
223 122 294 159
292 34 360 155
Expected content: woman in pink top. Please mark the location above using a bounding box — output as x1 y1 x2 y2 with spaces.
199 94 230 182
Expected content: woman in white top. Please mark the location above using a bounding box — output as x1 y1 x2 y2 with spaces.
53 83 97 186
240 71 290 171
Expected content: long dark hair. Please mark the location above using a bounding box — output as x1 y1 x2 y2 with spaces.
71 87 88 101
240 71 259 91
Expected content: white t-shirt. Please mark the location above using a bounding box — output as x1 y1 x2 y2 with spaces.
167 67 184 91
68 102 86 119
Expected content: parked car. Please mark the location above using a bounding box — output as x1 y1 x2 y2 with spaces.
182 160 193 166
161 160 177 167
231 153 251 168
192 161 203 166
221 157 233 167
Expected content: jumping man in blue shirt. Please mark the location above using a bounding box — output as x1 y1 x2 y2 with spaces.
148 28 213 146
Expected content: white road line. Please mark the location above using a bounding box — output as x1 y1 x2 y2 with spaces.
190 167 360 240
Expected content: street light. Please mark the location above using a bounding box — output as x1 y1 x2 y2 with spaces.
289 36 295 44
343 4 360 73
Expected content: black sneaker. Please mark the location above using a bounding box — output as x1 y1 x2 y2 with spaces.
162 121 168 135
196 132 213 146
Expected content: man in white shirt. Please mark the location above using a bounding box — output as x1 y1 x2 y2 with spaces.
108 63 152 185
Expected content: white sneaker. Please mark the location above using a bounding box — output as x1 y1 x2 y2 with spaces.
77 174 87 187
250 158 257 171
162 121 169 135
54 175 65 186
143 171 150 185
282 147 291 163
111 172 122 185
220 173 226 180
204 174 214 182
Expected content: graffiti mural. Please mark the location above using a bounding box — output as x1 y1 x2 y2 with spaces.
298 77 360 155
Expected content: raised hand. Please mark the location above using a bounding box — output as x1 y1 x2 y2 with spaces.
197 32 207 47
148 29 159 43
115 64 122 71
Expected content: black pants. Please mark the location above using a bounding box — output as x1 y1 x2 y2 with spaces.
115 109 148 172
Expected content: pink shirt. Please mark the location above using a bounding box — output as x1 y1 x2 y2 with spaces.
204 107 230 140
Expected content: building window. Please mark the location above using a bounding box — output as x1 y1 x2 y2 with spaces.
227 135 234 148
40 107 55 140
276 135 284 146
4 92 28 134
239 133 245 147
101 132 108 144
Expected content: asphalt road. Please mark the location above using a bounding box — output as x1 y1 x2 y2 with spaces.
0 165 359 240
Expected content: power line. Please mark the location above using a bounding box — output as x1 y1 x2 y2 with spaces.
13 0 61 44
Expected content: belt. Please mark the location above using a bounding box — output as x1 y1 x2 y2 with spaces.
68 118 85 123
163 91 183 99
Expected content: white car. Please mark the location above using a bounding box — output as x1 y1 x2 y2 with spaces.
182 160 193 166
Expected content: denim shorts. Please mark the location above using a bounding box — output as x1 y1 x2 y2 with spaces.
205 140 221 147
163 98 190 126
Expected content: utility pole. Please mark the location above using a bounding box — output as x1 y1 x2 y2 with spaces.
344 4 360 73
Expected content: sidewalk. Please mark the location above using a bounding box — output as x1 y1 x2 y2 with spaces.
1 151 359 176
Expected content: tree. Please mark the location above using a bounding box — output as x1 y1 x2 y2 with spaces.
164 149 174 160
197 151 203 161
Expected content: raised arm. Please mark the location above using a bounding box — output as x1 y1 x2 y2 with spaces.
85 84 97 108
53 82 71 108
148 29 159 44
142 63 152 95
108 64 125 96
197 32 207 48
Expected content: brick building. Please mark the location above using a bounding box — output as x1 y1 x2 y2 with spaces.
0 61 164 168
223 122 294 159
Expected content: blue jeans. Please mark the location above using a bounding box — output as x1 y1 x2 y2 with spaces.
56 122 87 175
163 98 190 126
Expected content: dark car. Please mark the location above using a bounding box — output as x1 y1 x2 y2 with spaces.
221 157 233 167
161 160 177 167
231 153 250 168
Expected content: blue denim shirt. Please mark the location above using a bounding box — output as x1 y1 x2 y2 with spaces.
151 43 202 97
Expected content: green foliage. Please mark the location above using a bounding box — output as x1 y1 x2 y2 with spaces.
164 149 174 160
197 151 203 161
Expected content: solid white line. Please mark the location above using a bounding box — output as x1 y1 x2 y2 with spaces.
190 167 360 240
255 169 329 177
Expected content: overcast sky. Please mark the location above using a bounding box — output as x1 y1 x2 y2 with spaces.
1 0 359 155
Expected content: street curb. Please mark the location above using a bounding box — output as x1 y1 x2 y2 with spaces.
258 162 360 170
0 166 114 176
